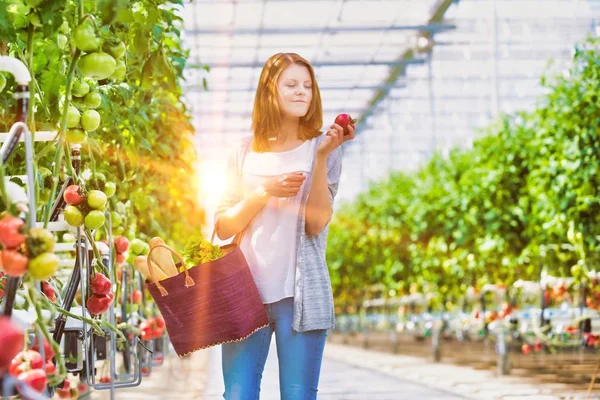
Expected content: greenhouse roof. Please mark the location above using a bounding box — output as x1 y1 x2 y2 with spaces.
183 0 600 206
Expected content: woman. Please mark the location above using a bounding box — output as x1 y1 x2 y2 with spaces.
214 52 355 400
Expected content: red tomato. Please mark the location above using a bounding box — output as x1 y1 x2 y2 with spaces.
0 216 26 249
31 338 55 361
0 317 24 374
63 185 85 206
130 289 142 304
17 368 47 392
86 292 114 315
334 113 356 136
90 273 111 295
41 282 56 302
2 249 28 277
45 360 56 375
9 350 44 376
114 236 129 254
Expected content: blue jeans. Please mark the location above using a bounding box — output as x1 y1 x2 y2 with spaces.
222 297 328 400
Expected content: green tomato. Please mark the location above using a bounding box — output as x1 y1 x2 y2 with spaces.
26 0 44 8
66 129 87 144
81 110 101 132
28 12 42 27
66 105 80 128
57 34 68 50
8 3 29 30
107 41 126 59
0 74 6 93
38 167 52 187
87 190 107 210
64 205 84 227
58 20 70 34
28 252 60 280
110 211 122 227
73 20 100 52
84 92 102 109
25 228 55 258
130 239 146 255
111 60 126 80
79 52 116 80
84 210 105 230
104 182 116 198
72 80 90 97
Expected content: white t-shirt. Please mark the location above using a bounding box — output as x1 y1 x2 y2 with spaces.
239 138 315 304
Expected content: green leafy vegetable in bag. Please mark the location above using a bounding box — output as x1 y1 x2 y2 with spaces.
181 235 223 268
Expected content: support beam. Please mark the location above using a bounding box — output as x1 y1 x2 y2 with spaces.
358 0 457 125
185 23 455 36
191 110 495 119
187 58 426 69
184 83 407 93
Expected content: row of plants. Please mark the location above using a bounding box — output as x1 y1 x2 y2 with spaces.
0 0 206 395
327 36 600 314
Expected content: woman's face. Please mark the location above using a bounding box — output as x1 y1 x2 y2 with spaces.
276 63 313 118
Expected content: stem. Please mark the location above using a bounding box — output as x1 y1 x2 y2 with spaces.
99 320 127 342
83 228 109 275
0 156 9 211
42 50 81 227
26 286 67 386
45 300 104 335
26 23 36 133
42 147 63 228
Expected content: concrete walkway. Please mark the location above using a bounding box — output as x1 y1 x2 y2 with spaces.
91 339 600 399
201 339 466 399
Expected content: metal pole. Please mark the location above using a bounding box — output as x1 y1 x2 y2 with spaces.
427 52 436 154
490 0 500 116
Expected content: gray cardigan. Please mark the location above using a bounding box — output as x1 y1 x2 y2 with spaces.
215 134 342 332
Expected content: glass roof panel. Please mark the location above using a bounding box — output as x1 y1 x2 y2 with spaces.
182 0 600 207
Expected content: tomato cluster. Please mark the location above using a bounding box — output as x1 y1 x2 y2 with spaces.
0 215 59 280
7 338 56 394
140 316 165 341
62 18 127 146
86 272 114 315
63 184 113 231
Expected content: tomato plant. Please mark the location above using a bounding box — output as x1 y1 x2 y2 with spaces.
327 37 600 312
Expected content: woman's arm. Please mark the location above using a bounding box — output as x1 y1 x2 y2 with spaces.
216 174 307 240
215 187 270 240
305 153 332 236
305 124 354 236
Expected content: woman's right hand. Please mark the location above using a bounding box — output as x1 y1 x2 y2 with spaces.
260 173 306 198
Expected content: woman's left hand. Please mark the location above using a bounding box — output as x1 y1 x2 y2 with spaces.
317 123 355 156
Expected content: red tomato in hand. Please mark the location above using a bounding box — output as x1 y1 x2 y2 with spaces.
334 113 356 136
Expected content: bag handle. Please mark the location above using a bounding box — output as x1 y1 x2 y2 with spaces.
147 244 194 297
